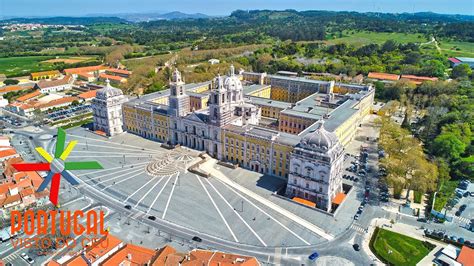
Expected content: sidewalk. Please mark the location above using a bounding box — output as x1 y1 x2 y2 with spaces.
199 157 334 241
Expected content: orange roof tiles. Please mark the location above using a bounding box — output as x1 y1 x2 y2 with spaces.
78 90 97 99
38 96 78 109
16 90 41 102
71 234 123 265
31 70 60 78
0 148 18 159
36 75 72 89
457 246 474 266
2 193 21 206
102 244 157 266
400 74 439 85
292 197 316 208
332 192 346 205
368 72 400 81
183 250 260 266
0 85 24 94
78 72 95 78
64 65 108 75
106 68 132 75
152 245 177 266
99 73 126 82
20 187 35 198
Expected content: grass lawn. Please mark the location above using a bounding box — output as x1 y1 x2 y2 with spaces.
371 228 434 266
326 31 428 47
0 56 55 77
433 180 459 212
0 55 98 77
438 40 474 57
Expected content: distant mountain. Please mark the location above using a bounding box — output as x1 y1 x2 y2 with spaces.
0 16 128 25
116 11 212 22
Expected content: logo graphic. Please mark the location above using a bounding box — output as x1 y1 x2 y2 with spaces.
13 128 103 206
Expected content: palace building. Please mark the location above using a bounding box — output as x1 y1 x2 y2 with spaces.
98 66 375 212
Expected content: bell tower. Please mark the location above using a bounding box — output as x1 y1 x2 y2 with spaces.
209 75 232 126
169 68 190 117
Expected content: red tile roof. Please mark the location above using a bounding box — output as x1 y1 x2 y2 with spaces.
31 70 60 78
457 246 474 266
99 73 126 82
400 75 438 82
152 246 178 266
36 75 72 89
0 148 18 159
64 65 108 75
78 72 94 78
16 90 41 102
0 85 25 94
368 72 400 81
448 57 461 64
2 193 21 206
38 96 78 109
102 243 157 266
183 250 260 266
106 68 132 75
78 90 97 99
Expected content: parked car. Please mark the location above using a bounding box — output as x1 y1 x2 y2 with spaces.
192 236 202 242
353 244 360 251
460 204 467 211
354 214 359 220
308 252 319 261
124 205 131 210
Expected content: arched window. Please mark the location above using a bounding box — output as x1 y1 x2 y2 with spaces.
305 167 314 177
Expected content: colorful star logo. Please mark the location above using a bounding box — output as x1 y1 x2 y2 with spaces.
13 128 103 206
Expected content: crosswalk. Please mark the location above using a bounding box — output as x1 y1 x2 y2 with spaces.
2 252 20 264
453 216 470 225
351 223 367 234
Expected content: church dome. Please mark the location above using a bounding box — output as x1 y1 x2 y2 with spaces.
96 79 123 100
300 121 339 152
224 65 242 91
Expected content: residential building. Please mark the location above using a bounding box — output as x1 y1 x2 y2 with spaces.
63 65 108 78
457 246 474 266
98 73 127 84
92 80 127 137
77 72 97 82
448 57 474 68
30 70 61 81
105 68 132 78
400 74 438 85
208 58 220 65
16 90 41 102
46 235 260 266
34 76 73 93
0 96 8 108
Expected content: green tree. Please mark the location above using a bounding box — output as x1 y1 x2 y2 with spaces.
451 64 472 79
432 132 466 160
3 79 19 85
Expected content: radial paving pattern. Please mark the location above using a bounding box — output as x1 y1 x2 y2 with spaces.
58 128 326 247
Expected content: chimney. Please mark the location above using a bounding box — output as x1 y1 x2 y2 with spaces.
127 253 132 260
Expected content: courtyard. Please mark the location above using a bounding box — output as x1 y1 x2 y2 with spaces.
57 127 335 247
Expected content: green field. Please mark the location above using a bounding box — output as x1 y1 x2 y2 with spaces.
327 31 428 47
0 56 97 77
371 228 434 266
438 40 474 57
0 56 56 77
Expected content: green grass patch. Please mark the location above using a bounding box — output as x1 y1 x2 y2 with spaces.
371 228 434 266
438 40 474 57
61 119 93 129
326 31 428 47
0 56 55 77
433 180 459 212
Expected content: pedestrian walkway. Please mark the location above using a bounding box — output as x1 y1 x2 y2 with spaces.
200 157 334 240
351 223 367 234
2 253 20 264
453 216 470 226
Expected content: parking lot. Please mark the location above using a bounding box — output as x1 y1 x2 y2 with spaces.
46 104 92 122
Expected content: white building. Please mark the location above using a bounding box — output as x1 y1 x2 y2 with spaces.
286 121 345 212
0 96 8 108
92 80 127 137
208 59 220 65
34 76 72 93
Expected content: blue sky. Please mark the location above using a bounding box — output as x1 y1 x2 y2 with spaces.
1 0 473 17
